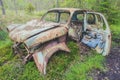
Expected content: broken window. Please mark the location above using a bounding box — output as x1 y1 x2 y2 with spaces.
87 13 95 25
43 11 70 24
59 12 70 24
43 12 58 22
76 13 84 22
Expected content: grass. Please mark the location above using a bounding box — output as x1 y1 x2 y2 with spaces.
110 24 120 47
0 39 12 66
64 53 105 80
0 10 41 28
0 10 120 80
0 40 105 80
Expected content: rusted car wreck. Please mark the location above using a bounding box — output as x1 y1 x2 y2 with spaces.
7 8 111 74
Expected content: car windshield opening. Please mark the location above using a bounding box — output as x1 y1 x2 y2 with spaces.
43 11 70 24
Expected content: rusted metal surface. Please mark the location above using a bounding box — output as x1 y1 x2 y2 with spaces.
8 20 60 42
24 26 68 48
33 40 70 74
7 8 111 75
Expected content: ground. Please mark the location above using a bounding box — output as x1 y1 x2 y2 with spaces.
102 46 120 80
91 46 120 80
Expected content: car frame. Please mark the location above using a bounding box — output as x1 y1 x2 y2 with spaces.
7 8 111 74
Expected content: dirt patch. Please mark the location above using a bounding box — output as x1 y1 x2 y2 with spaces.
91 46 120 80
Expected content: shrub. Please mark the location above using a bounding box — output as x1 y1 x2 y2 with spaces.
25 3 35 14
93 0 120 24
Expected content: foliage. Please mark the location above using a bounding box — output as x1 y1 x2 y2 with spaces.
64 53 105 80
35 10 46 17
0 31 7 40
0 39 12 66
93 0 120 24
0 10 39 28
25 3 35 14
60 0 96 9
2 0 120 24
110 24 120 47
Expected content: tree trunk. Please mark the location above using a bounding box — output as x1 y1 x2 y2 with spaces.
56 0 59 8
13 0 17 14
0 0 6 15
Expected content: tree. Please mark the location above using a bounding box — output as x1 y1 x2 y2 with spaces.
0 0 6 15
13 0 18 14
25 3 35 14
93 0 120 24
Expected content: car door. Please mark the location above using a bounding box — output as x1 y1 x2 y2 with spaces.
81 12 111 56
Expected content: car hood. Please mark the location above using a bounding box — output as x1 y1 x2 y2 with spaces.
7 19 60 42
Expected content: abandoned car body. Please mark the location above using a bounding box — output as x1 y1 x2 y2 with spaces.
7 8 111 74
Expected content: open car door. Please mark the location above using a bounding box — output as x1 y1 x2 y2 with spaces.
81 12 111 56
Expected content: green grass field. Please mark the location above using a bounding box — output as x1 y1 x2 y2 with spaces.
0 11 120 80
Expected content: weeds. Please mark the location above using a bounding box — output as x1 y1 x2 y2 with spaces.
64 53 105 80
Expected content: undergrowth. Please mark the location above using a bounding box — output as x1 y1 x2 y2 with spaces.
64 52 105 80
0 40 105 80
110 24 120 47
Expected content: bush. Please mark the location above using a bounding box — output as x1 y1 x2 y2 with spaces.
93 0 120 24
25 3 35 14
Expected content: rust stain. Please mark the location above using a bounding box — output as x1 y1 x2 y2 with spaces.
24 26 68 48
33 41 70 74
